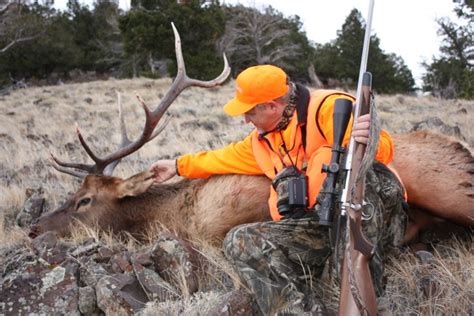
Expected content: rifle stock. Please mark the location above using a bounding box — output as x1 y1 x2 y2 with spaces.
339 73 377 315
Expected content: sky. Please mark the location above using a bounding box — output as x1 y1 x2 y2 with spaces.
53 0 461 88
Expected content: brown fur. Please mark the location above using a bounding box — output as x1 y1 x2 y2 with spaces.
30 130 473 244
393 130 474 240
29 172 271 243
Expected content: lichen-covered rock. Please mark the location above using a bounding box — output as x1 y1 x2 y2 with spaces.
0 232 239 315
110 251 133 273
79 257 110 287
96 273 148 314
70 238 101 258
132 261 178 302
0 255 80 315
32 231 69 265
16 196 45 227
78 286 99 315
150 233 200 294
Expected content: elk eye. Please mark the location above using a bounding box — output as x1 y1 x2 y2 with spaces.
77 197 91 209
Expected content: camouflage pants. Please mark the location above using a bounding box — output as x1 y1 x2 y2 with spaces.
223 162 407 315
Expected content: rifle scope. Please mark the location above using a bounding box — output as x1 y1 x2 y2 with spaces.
318 98 353 226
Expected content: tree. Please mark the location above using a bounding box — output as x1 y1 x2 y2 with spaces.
119 0 226 79
66 0 123 73
313 9 415 93
220 5 313 81
0 1 46 53
0 2 84 85
422 1 473 99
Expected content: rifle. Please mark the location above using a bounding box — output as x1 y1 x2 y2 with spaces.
317 0 380 314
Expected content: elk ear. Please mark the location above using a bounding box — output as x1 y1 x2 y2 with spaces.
116 171 155 198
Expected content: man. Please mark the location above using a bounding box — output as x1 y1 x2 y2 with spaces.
150 65 406 314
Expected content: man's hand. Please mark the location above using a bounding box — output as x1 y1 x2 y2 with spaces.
352 114 370 144
149 159 177 183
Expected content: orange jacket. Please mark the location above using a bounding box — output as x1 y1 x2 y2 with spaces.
177 89 395 220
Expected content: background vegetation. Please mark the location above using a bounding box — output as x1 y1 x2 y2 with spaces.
0 0 471 97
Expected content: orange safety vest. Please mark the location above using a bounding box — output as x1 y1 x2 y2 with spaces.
251 89 405 221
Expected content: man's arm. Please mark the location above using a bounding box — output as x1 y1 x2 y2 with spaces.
317 94 394 165
149 133 263 183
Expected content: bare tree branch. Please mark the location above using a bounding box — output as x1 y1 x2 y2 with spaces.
220 5 304 70
0 0 45 53
0 32 40 52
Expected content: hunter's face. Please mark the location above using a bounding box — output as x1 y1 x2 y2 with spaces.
244 101 285 132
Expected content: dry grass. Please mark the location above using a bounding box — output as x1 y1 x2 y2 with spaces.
0 77 473 313
380 238 473 315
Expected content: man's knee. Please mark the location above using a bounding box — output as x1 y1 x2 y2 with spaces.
223 223 257 261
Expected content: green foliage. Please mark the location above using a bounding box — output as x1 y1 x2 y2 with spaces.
119 0 226 79
422 1 473 99
313 9 415 93
0 1 421 95
67 0 123 72
0 0 122 85
0 4 81 82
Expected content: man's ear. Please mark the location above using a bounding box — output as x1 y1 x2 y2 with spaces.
270 101 285 113
116 170 155 198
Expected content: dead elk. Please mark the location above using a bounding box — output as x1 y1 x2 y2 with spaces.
29 172 270 242
30 130 473 244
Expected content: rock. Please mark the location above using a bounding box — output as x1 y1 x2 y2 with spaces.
95 246 114 263
132 262 178 302
150 233 200 294
131 251 153 267
79 286 99 315
16 196 45 227
96 273 148 314
32 231 58 251
79 257 110 287
411 117 465 141
32 232 72 265
415 250 435 265
70 238 101 257
206 289 256 316
0 256 80 315
110 251 133 273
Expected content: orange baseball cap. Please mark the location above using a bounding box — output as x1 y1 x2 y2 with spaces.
223 65 289 116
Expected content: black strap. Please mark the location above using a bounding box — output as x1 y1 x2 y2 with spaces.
294 83 311 150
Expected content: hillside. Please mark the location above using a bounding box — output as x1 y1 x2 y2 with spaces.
0 78 472 314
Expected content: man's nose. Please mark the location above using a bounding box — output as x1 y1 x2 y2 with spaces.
243 114 251 124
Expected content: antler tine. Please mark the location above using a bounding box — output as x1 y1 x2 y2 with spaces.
103 91 133 176
51 23 230 177
150 22 231 120
49 153 89 178
150 113 172 140
96 22 230 170
117 91 131 146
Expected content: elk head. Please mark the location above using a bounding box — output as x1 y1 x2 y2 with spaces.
29 23 230 238
29 171 155 238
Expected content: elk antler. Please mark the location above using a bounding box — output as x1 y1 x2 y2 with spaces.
51 23 230 177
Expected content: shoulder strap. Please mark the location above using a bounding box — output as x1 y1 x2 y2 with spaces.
294 83 311 149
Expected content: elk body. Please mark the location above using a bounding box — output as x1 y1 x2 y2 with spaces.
29 172 271 242
392 130 474 241
30 130 474 244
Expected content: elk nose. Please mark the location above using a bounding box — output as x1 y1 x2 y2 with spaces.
29 224 41 239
